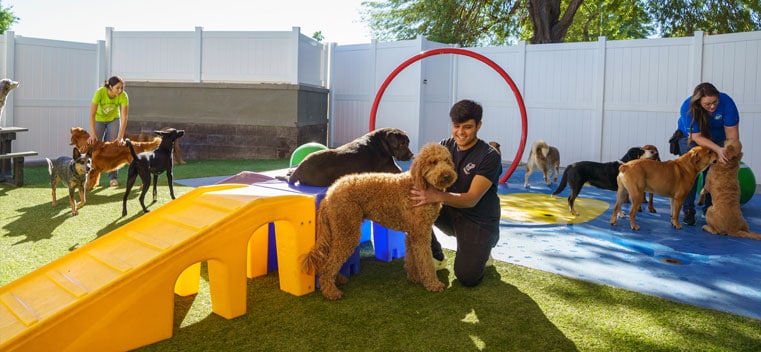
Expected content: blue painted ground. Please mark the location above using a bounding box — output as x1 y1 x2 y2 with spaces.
471 166 761 321
176 165 761 320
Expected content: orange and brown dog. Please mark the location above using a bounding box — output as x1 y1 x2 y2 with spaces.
70 127 161 191
610 146 717 230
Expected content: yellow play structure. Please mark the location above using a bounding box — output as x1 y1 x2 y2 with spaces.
0 183 316 351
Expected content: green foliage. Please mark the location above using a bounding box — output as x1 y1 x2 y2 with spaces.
0 1 19 34
361 0 523 46
648 0 761 37
362 0 761 45
312 30 324 42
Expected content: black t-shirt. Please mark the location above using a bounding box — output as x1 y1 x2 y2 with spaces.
440 138 502 223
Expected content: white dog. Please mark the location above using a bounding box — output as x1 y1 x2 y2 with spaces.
0 79 20 121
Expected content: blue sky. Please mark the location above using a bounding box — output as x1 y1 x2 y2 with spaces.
6 0 372 44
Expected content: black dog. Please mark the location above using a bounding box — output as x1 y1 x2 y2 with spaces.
283 127 414 187
552 147 653 216
122 128 185 216
46 148 92 216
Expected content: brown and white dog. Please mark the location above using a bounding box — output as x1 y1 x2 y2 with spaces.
698 139 761 239
524 140 560 187
70 127 162 191
610 146 717 230
639 144 661 213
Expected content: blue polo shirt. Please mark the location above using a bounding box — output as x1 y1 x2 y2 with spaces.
677 92 739 143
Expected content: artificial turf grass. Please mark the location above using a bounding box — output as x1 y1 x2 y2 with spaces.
2 161 761 351
134 252 761 352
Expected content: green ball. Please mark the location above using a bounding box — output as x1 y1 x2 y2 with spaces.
289 142 327 167
739 161 756 205
696 161 756 205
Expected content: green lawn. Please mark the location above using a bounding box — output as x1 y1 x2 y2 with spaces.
2 160 760 351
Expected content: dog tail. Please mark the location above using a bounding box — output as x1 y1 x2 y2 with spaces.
301 208 331 274
125 138 139 160
45 158 53 175
732 230 761 240
552 167 569 195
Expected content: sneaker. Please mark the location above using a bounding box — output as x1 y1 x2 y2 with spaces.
109 179 119 187
433 257 448 271
683 209 696 226
485 255 494 267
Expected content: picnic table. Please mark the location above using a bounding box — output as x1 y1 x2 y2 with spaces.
0 126 38 186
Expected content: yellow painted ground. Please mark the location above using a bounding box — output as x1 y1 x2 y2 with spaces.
499 193 609 224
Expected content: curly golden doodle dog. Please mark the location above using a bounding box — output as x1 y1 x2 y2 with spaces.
698 140 761 239
126 128 185 164
610 146 717 230
70 127 161 191
285 128 413 187
302 143 457 300
524 140 560 187
46 148 92 216
552 146 653 216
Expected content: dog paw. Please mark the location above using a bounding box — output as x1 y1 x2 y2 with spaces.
424 280 445 292
71 210 79 216
321 288 344 301
630 224 640 230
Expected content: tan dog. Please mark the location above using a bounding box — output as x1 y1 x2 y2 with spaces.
524 139 560 187
70 127 161 191
698 140 761 239
302 143 456 300
610 146 716 230
125 128 185 164
488 141 501 155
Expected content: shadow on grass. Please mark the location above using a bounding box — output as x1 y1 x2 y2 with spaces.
137 257 578 352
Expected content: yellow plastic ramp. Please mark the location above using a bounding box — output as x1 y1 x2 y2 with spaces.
0 184 315 352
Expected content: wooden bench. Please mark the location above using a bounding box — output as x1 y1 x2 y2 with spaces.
0 151 38 186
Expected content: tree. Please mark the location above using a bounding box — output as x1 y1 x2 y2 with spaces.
362 0 761 45
0 1 18 35
648 0 761 37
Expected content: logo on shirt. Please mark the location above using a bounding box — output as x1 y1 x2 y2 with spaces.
463 162 476 175
714 114 722 121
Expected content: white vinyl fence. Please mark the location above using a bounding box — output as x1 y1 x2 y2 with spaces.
2 28 760 181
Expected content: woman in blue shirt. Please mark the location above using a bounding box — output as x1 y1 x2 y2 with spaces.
676 82 740 226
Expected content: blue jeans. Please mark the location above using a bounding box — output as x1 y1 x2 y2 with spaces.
95 119 121 180
678 136 717 214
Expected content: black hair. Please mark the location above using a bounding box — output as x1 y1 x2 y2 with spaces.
449 99 483 124
103 75 124 88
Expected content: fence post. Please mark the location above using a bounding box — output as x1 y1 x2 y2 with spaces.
689 31 704 88
2 31 15 126
593 36 607 160
194 27 203 83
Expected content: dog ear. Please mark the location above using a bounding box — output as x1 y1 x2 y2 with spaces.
73 147 81 158
410 157 427 190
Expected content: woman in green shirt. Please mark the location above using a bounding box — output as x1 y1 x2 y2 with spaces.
87 75 129 187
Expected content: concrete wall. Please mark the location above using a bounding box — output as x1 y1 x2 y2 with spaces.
125 82 328 160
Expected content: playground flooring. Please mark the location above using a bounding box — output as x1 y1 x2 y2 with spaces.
176 165 761 321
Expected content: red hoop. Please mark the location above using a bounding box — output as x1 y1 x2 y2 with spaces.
369 47 527 184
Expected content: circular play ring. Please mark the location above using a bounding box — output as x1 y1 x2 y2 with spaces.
369 47 527 184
